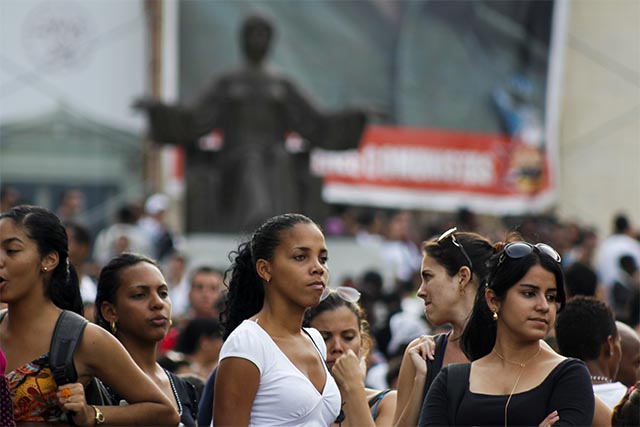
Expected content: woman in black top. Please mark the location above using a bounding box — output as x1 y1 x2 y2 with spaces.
420 239 594 426
394 228 495 426
95 253 199 426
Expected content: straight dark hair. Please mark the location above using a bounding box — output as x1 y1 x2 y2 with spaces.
461 241 566 361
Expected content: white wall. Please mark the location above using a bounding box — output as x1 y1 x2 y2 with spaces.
183 234 386 287
558 0 640 234
0 0 147 131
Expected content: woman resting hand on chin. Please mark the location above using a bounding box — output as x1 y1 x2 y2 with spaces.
305 287 397 426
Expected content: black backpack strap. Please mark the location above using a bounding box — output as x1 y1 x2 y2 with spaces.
49 310 89 386
446 363 471 425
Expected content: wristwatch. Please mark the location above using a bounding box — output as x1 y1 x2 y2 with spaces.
91 405 105 425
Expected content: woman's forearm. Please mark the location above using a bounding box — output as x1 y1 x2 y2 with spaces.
340 385 376 427
393 373 426 427
97 402 179 426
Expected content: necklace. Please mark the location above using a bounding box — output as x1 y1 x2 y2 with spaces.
164 368 183 417
590 375 612 383
493 345 542 427
493 346 542 368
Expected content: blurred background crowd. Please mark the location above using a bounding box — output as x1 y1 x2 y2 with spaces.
3 185 638 396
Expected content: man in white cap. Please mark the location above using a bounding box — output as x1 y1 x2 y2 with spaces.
139 193 177 262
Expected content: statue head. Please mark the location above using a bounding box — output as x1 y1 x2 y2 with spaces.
240 13 274 66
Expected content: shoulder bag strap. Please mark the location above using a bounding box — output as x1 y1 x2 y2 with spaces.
368 389 392 420
446 363 471 426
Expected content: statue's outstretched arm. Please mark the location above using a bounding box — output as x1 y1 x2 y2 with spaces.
284 80 367 151
133 79 224 145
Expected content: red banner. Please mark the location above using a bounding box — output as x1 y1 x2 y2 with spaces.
311 126 557 214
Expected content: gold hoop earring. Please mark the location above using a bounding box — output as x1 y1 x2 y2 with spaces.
492 310 498 321
110 321 117 334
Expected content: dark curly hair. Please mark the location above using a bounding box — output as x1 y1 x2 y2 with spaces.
555 296 617 361
221 213 316 339
612 382 639 427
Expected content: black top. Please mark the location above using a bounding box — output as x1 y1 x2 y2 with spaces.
108 370 199 427
424 332 449 395
168 371 199 427
198 367 217 427
421 358 594 426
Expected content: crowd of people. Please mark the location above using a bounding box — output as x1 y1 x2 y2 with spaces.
0 193 639 426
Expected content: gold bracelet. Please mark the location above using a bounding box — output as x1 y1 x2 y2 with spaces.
91 405 105 425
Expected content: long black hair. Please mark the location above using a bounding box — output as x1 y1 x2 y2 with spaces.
0 205 82 314
461 240 566 361
221 213 315 339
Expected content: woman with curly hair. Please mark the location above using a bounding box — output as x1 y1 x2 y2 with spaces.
305 287 397 426
213 213 341 426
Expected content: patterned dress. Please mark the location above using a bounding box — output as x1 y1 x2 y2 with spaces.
6 353 67 423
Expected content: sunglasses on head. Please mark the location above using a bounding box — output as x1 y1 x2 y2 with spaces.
320 286 361 303
498 241 562 267
437 227 474 270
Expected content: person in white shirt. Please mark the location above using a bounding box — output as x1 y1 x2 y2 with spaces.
595 214 640 302
214 213 341 427
556 296 626 409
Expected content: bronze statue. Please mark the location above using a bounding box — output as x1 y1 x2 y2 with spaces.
134 14 367 233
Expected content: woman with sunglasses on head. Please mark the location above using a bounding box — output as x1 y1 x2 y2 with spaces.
94 253 200 426
304 286 398 426
394 227 495 426
420 238 594 426
0 205 179 426
213 213 341 427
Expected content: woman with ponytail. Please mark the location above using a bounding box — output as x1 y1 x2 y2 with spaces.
394 228 495 426
0 205 178 425
420 235 594 426
213 213 342 426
